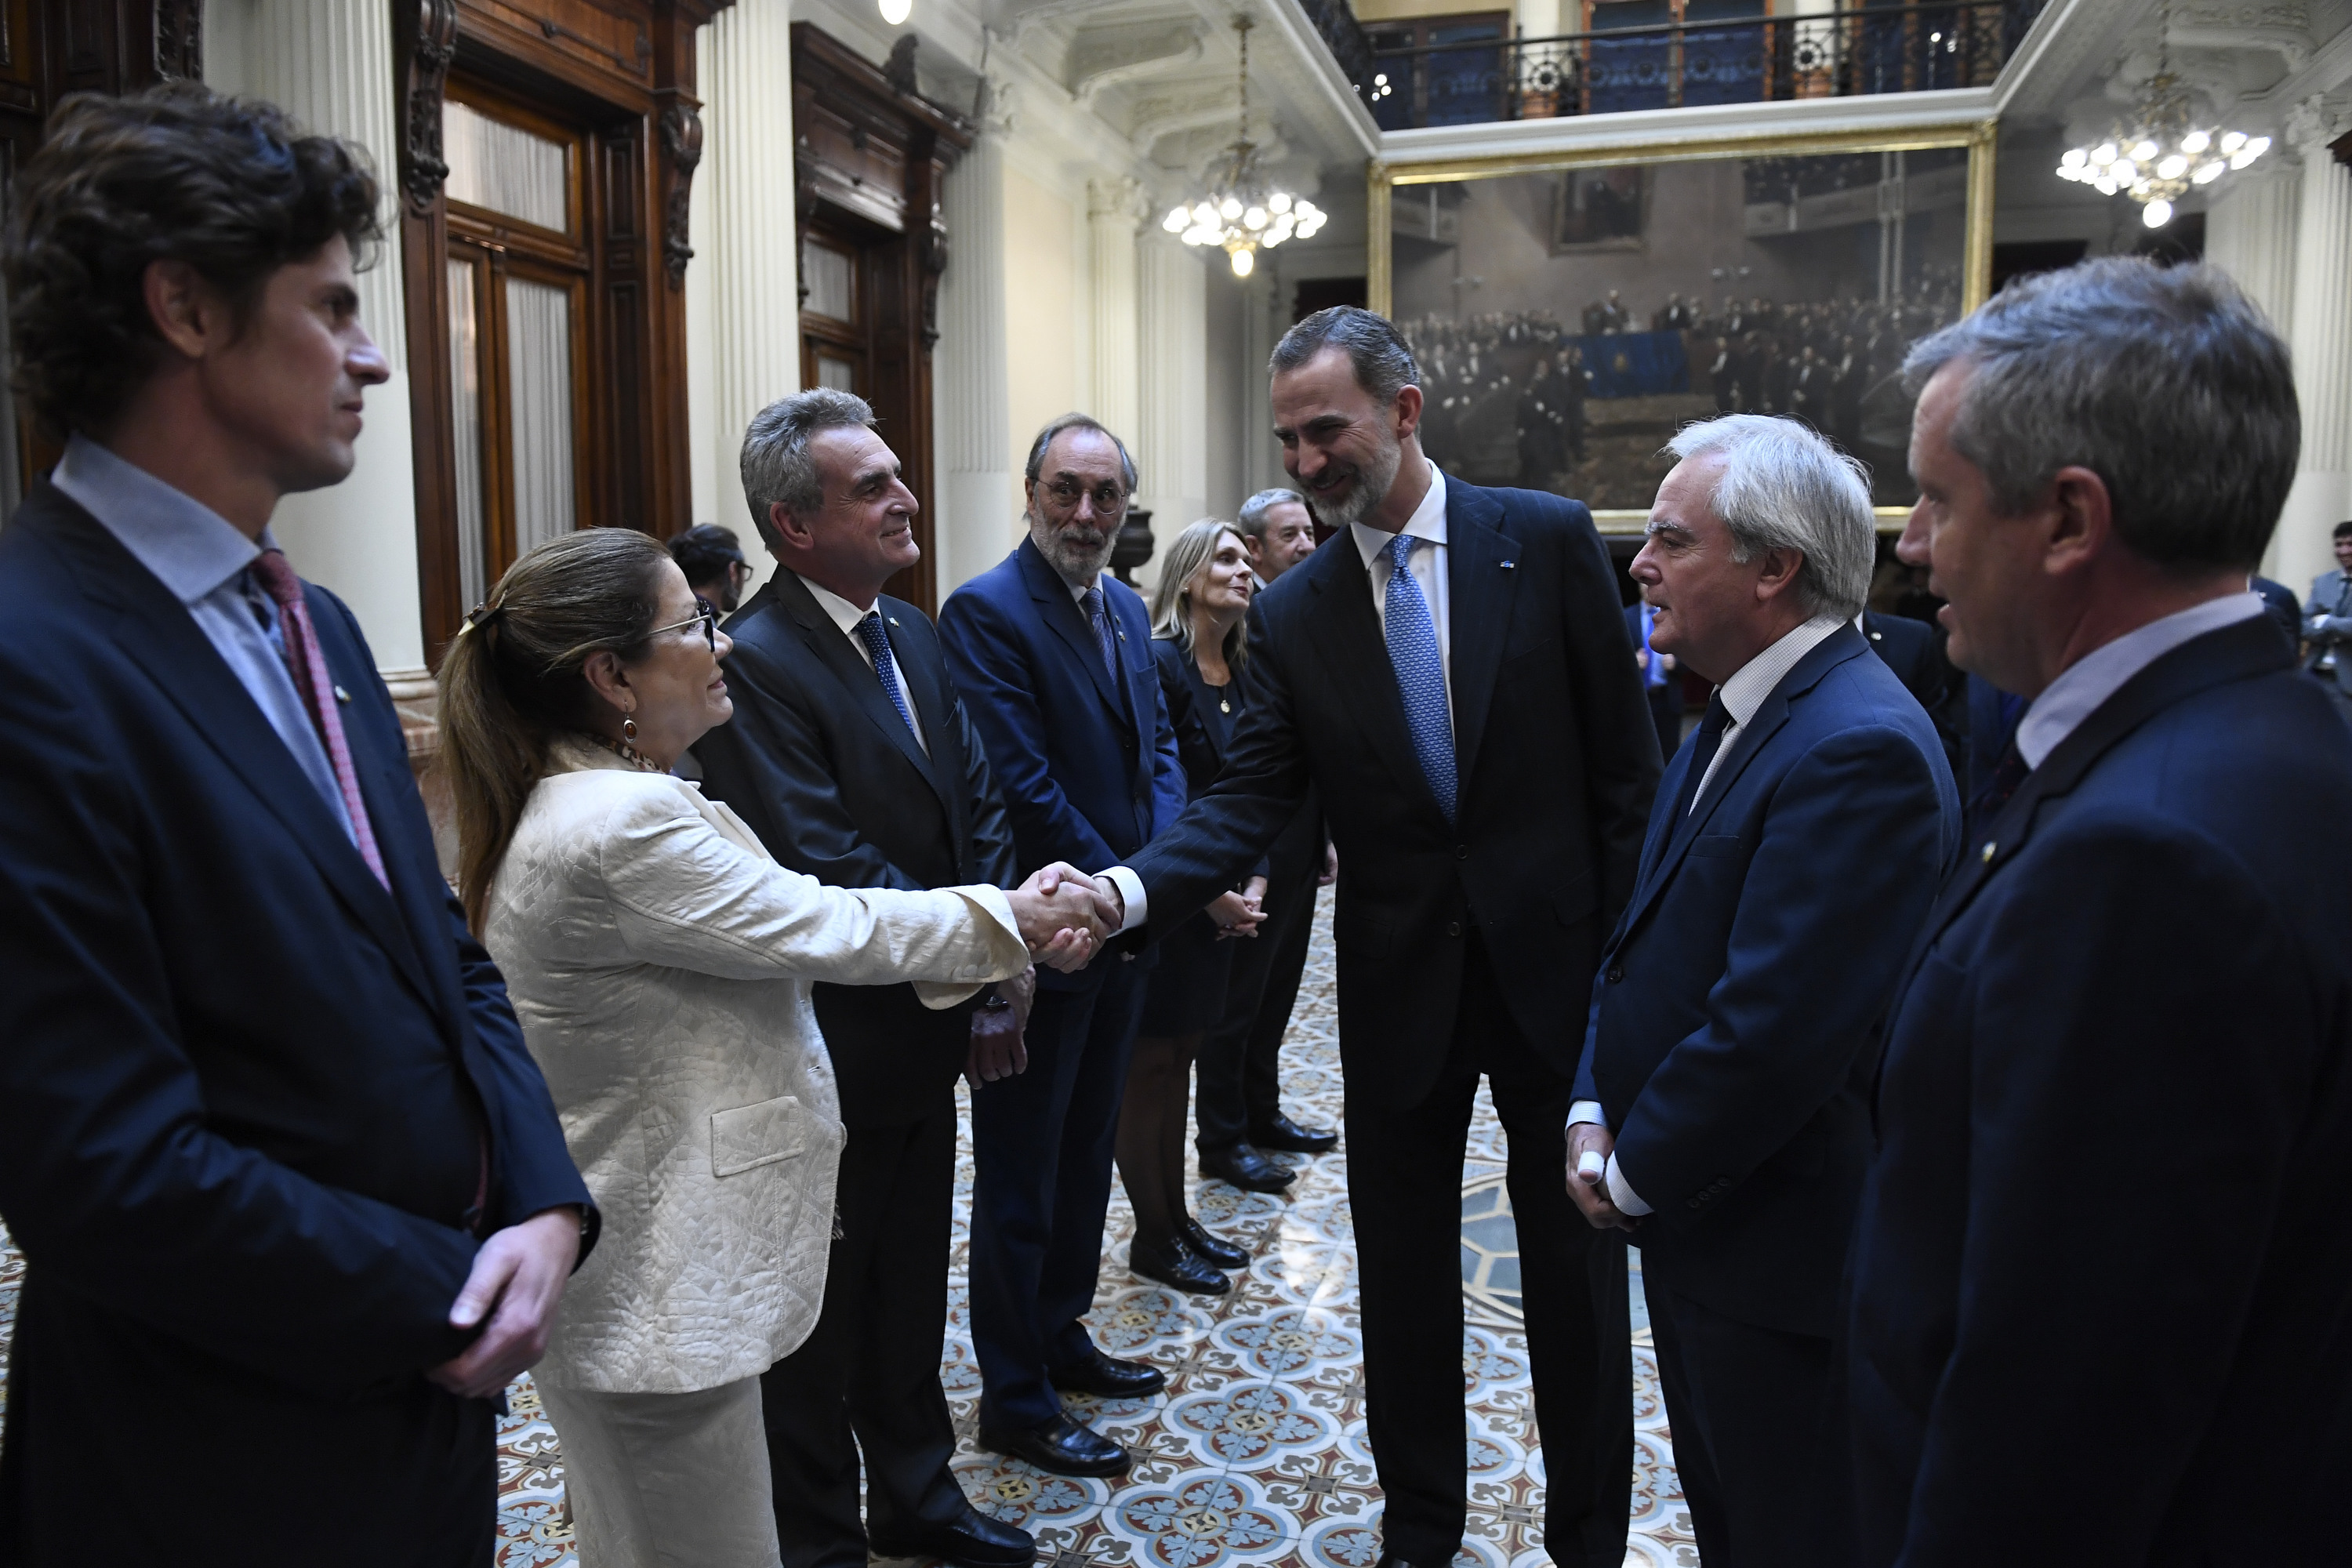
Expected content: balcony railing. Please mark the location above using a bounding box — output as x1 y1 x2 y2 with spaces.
1350 1 2047 132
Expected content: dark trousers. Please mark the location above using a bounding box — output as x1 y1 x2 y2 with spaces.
763 1098 965 1568
1645 1279 1839 1568
970 961 1147 1431
1345 932 1632 1568
1196 840 1317 1154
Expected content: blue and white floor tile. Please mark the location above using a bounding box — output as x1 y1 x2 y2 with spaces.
0 887 1692 1566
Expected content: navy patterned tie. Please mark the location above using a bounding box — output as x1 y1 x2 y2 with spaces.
853 612 919 738
1382 533 1456 822
1080 585 1121 686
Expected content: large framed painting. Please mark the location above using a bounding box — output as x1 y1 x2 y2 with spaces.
1370 123 1994 526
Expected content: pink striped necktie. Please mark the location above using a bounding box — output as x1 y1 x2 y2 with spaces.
246 549 390 890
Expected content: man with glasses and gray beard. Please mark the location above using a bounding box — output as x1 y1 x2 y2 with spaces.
1083 309 1661 1568
938 414 1187 1477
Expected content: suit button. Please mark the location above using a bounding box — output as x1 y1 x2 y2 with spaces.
1687 1198 1702 1210
1606 964 1624 982
1455 845 1468 859
1446 920 1463 938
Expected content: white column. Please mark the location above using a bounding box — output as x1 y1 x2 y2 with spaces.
694 0 800 602
1135 235 1209 594
2205 164 2299 339
206 0 423 672
1088 176 1147 448
2274 97 2352 593
936 120 1014 597
1241 267 1282 497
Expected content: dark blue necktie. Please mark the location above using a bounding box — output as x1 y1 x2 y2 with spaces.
1383 533 1456 822
1080 585 1120 686
853 612 919 739
1673 691 1730 821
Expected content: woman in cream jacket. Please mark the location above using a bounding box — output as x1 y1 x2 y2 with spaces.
438 530 1104 1568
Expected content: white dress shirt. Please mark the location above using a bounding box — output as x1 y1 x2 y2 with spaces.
2013 591 2263 769
50 434 358 844
1348 461 1454 731
796 572 927 755
1569 611 1847 1216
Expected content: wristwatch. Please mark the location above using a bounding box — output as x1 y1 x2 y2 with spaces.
978 989 1012 1012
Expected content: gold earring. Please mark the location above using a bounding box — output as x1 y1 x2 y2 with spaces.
622 716 639 743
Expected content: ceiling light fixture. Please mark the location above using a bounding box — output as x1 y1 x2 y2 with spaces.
878 0 911 26
1163 16 1324 278
2055 0 2266 227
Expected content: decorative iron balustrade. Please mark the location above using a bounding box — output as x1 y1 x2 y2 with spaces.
1346 0 2047 132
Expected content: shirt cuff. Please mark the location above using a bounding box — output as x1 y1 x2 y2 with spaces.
1605 1153 1653 1218
1566 1099 1606 1128
1098 866 1149 933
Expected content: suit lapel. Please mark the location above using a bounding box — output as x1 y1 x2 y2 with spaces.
1020 539 1132 728
774 573 954 817
54 504 442 1015
1442 484 1515 792
1304 539 1450 824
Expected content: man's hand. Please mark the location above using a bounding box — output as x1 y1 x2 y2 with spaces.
1566 1123 1636 1232
967 967 1035 1088
1210 877 1268 940
1319 843 1338 887
428 1206 581 1400
1036 863 1125 935
1009 863 1106 971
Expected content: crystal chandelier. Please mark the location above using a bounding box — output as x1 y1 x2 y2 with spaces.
1163 16 1324 278
2054 1 2267 229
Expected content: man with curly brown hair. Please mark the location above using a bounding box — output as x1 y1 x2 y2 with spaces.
0 85 591 1567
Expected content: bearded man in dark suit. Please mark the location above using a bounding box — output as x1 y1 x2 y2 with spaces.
1085 307 1661 1568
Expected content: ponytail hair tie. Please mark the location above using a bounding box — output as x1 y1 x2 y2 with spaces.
459 600 505 637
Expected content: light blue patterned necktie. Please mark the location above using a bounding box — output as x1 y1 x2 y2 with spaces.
853 611 920 738
1080 585 1121 685
1383 532 1456 821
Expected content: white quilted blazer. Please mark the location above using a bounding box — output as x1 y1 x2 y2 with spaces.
485 740 1029 1395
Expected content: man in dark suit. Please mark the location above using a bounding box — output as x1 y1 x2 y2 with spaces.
2301 521 2352 720
938 414 1187 1478
1087 308 1661 1568
692 390 1036 1568
1568 416 1957 1566
0 87 590 1567
1851 259 2352 1563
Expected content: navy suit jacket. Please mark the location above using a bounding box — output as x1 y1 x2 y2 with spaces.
939 538 1185 989
1575 626 1957 1337
1846 615 2352 1565
1127 479 1661 1106
0 483 588 1552
694 571 1018 1124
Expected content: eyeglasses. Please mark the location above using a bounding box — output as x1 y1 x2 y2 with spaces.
1042 477 1129 514
649 601 719 650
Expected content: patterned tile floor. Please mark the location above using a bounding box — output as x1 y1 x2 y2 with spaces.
0 888 1692 1566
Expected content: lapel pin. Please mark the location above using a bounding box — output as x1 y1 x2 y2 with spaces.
887 615 898 626
1499 560 1516 569
1981 841 1996 862
332 685 351 704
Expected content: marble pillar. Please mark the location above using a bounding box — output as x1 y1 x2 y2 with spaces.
205 0 424 671
1089 177 1148 451
2276 97 2352 593
1240 267 1283 498
937 114 1014 598
2205 164 2299 339
1136 235 1209 593
691 0 800 601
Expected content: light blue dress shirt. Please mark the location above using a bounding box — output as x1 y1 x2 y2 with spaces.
51 435 358 841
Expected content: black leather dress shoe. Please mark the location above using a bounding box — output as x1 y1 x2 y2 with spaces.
1047 1345 1167 1399
1181 1215 1248 1269
1131 1233 1230 1294
869 1507 1036 1568
1374 1556 1436 1568
977 1413 1132 1477
1201 1142 1296 1192
1250 1112 1338 1154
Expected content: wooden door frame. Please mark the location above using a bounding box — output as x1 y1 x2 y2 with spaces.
397 0 730 663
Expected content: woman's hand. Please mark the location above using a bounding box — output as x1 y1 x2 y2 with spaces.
1209 885 1264 940
1009 863 1111 972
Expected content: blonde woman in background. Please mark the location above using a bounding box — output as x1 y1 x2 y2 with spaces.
436 529 1105 1568
1117 520 1269 1295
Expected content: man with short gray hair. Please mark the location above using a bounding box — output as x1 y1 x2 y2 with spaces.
695 388 1040 1568
1849 258 2352 1564
1566 414 1958 1566
1235 487 1318 586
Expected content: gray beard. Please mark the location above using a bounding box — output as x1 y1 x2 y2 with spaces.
1033 515 1121 586
1307 434 1403 532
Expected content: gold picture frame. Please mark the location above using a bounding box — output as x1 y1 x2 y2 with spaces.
1368 120 1998 528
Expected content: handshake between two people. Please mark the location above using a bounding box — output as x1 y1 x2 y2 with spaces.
1005 862 1128 973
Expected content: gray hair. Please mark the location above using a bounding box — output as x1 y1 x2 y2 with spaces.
740 387 877 552
1902 258 2298 572
1236 487 1306 542
1270 306 1419 406
1663 414 1876 619
1149 518 1250 672
1024 412 1138 492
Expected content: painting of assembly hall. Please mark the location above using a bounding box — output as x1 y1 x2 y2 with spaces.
1390 144 1973 513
